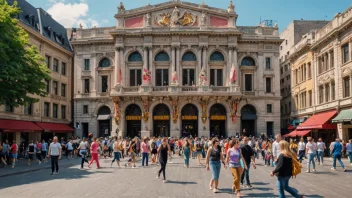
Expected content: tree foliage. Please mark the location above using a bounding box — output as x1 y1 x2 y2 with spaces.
0 0 50 107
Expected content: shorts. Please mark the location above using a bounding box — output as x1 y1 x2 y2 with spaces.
152 149 157 154
41 151 47 158
29 154 35 160
67 150 73 154
0 153 4 158
12 154 18 159
196 150 202 155
130 152 136 161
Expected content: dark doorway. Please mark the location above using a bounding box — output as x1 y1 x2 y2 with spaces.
181 104 198 137
97 106 111 137
82 123 89 138
209 104 227 138
153 104 170 137
41 132 53 141
266 122 274 138
241 105 257 137
125 104 142 138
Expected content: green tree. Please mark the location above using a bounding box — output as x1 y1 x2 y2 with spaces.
0 0 50 107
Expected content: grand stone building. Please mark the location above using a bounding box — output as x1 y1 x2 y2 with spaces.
71 0 281 138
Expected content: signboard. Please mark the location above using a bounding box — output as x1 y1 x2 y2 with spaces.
181 116 197 120
153 116 170 120
210 115 226 120
126 116 141 120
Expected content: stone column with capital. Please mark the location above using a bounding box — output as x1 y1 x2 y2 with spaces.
176 46 180 84
115 48 121 85
228 47 233 86
143 46 148 69
233 48 239 86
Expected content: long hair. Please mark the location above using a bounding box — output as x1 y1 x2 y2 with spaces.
279 140 296 159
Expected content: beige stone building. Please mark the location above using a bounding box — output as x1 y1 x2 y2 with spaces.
71 0 282 138
0 0 74 144
279 21 329 133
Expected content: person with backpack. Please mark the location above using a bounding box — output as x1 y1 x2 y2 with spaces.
27 140 35 166
35 140 43 164
10 140 18 168
195 137 204 166
270 140 303 198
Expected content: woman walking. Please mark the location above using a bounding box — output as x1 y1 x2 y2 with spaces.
305 137 316 173
111 136 122 168
316 138 326 165
206 138 227 193
141 137 149 167
226 139 247 197
270 140 303 198
78 138 89 169
88 137 101 169
157 138 171 183
183 139 191 168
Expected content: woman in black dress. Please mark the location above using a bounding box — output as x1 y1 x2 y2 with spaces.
157 138 171 183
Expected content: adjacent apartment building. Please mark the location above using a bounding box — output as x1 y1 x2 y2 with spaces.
279 20 329 134
285 6 352 143
71 0 282 138
0 0 74 144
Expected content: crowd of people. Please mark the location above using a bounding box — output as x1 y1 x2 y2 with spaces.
1 133 351 197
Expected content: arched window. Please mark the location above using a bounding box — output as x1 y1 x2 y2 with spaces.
99 58 111 67
241 57 255 66
155 52 170 61
125 104 142 116
241 105 256 115
182 51 197 61
210 51 225 61
128 52 142 62
98 106 111 115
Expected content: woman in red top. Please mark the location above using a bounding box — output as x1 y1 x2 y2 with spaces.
88 137 101 168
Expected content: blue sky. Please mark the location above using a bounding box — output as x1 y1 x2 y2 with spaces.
26 0 352 31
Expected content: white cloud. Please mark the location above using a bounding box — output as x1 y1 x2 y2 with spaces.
101 19 109 24
47 1 99 28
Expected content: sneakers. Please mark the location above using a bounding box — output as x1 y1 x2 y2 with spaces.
163 179 167 183
305 170 310 173
55 172 59 175
331 167 336 171
312 169 316 172
344 168 347 172
245 184 253 188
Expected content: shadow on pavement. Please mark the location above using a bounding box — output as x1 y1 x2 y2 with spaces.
166 180 197 184
0 163 112 190
251 182 270 185
242 193 276 197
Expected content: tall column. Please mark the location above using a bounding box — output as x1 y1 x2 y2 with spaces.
176 46 180 84
328 52 331 70
115 48 120 85
148 46 153 85
120 48 125 86
202 46 207 75
234 48 239 86
172 46 176 71
143 47 148 69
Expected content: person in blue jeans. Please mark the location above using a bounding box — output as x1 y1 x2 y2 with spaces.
271 140 303 198
183 139 191 168
240 137 256 188
347 139 352 165
305 137 316 173
330 138 347 172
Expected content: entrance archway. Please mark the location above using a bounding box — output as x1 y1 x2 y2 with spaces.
97 106 111 137
209 104 227 138
241 105 257 137
125 104 142 138
181 104 198 137
153 104 170 137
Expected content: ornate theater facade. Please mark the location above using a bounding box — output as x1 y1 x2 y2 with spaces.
71 0 282 138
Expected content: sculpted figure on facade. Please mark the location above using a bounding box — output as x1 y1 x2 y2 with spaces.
114 102 120 124
172 71 178 84
171 98 179 124
228 0 235 13
142 99 149 122
145 13 152 27
142 67 152 84
171 6 180 26
118 2 125 13
230 63 237 84
199 68 208 86
155 7 197 27
201 12 207 26
156 13 171 27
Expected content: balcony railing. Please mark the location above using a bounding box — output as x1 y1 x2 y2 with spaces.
124 87 139 92
153 86 168 92
182 86 198 92
211 86 228 92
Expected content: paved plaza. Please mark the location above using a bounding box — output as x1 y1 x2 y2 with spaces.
0 155 351 198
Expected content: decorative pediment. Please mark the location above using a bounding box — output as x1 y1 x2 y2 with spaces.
342 67 352 77
155 7 198 27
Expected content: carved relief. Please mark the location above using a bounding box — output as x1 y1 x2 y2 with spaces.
209 37 227 43
342 67 351 77
181 36 198 43
154 37 171 43
125 38 143 44
155 7 197 27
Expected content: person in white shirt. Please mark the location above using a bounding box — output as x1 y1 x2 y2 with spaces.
316 138 326 165
297 138 306 163
78 138 89 169
47 136 62 175
305 137 317 173
272 134 282 166
66 140 73 160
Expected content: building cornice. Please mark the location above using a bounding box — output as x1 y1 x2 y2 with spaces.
70 39 115 46
19 22 73 56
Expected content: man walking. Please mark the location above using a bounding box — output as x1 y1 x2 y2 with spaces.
330 138 347 172
272 134 281 166
241 136 256 188
48 136 62 175
298 138 306 163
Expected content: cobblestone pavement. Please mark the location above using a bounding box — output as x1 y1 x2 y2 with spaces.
0 154 351 198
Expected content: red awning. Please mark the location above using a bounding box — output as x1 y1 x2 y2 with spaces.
297 110 337 130
35 122 74 133
287 125 295 130
296 130 311 136
0 119 43 132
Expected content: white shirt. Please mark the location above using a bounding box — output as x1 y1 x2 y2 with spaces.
272 141 280 157
49 142 62 156
317 142 325 152
298 142 306 151
79 141 88 150
66 142 73 150
306 142 317 154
